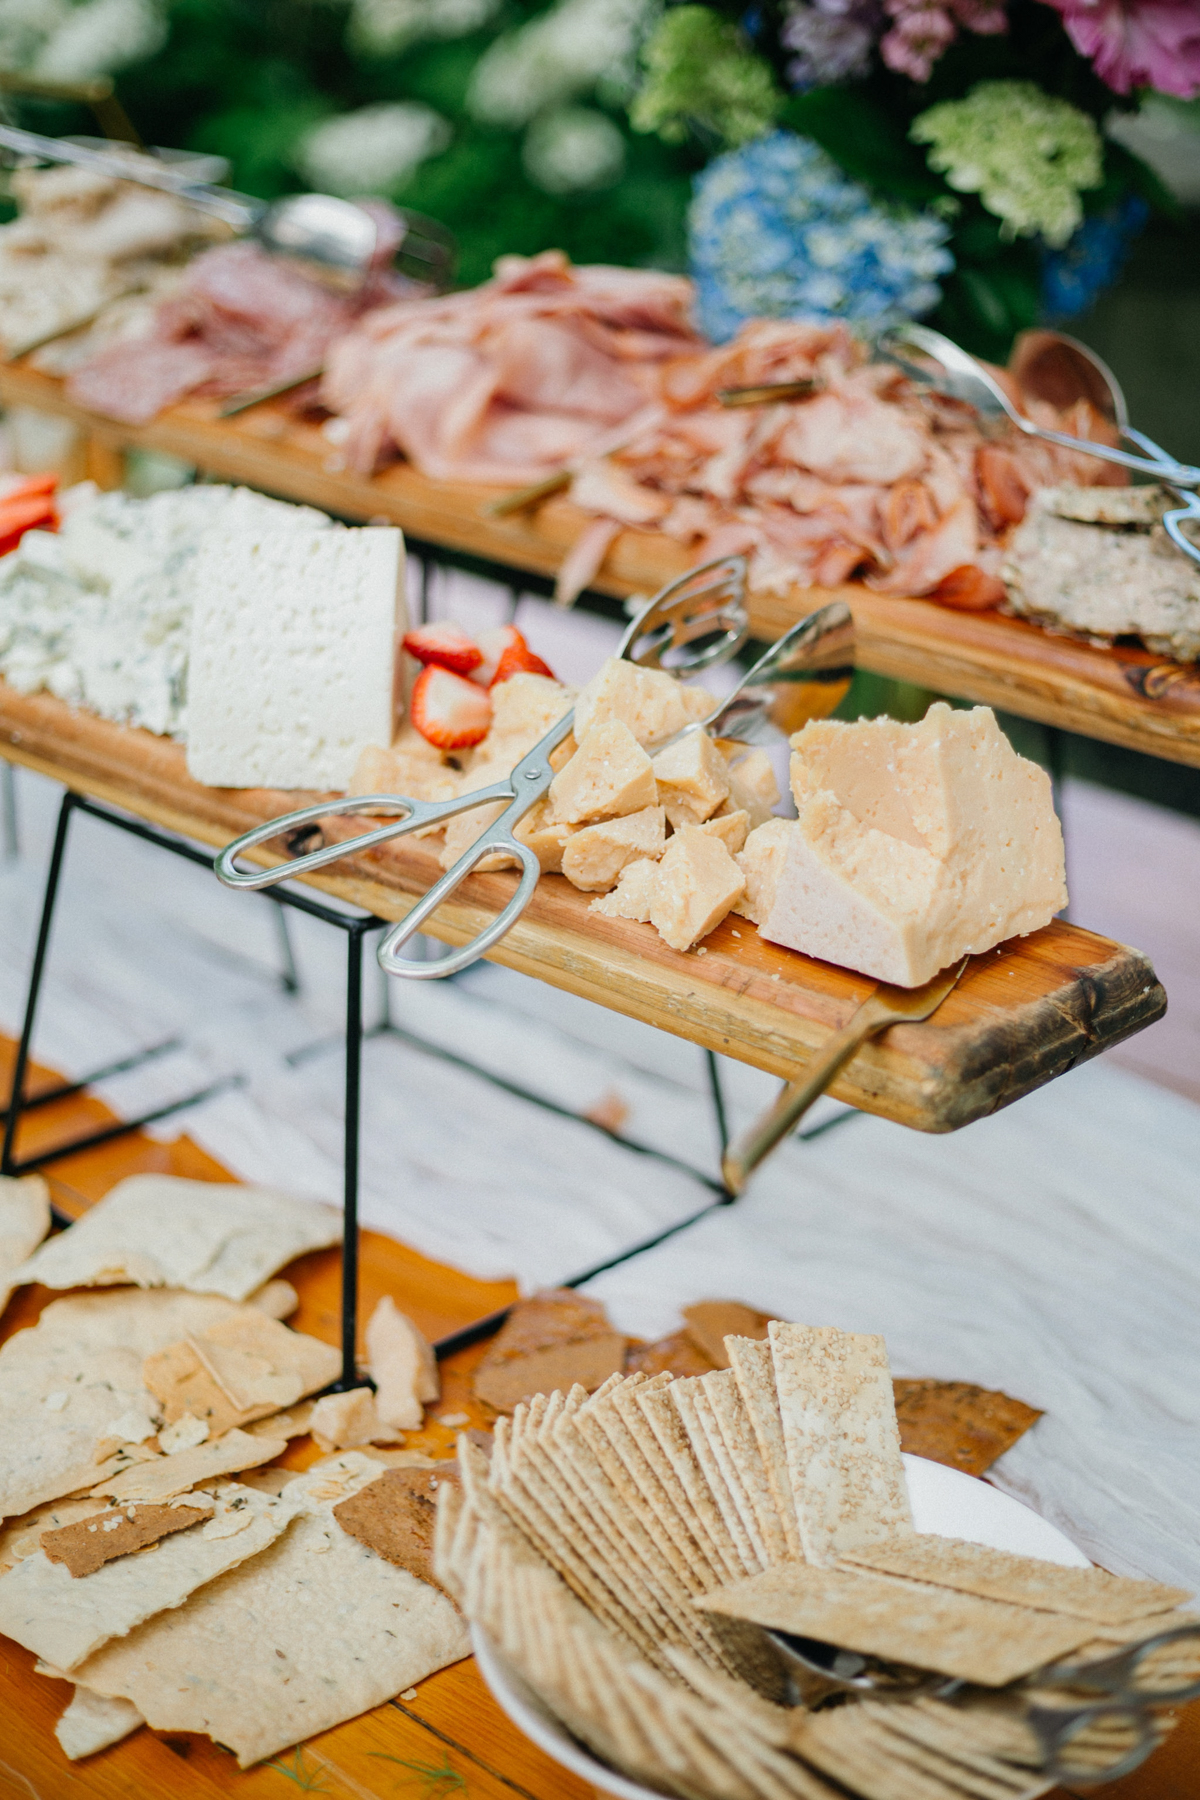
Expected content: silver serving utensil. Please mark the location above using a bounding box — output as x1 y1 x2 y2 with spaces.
1021 1621 1200 1786
616 554 749 675
0 124 457 293
213 556 754 980
759 1627 963 1707
879 322 1200 490
721 957 967 1193
1009 327 1200 570
655 600 855 755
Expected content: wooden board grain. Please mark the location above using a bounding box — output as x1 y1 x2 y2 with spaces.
0 680 1165 1135
4 360 1200 767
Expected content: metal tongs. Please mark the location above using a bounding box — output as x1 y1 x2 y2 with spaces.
879 323 1200 568
763 1617 1200 1786
216 556 749 977
0 123 455 292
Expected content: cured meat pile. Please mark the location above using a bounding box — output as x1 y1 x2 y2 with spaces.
559 319 1126 605
320 248 701 483
67 205 421 427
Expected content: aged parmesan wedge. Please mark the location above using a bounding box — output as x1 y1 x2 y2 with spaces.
756 704 1066 987
186 525 407 790
649 828 745 953
573 657 713 749
724 748 781 827
651 731 730 827
695 809 749 854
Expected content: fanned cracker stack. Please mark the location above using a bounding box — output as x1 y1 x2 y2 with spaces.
437 1319 1200 1800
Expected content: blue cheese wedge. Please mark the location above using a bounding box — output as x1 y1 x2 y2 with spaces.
186 525 407 790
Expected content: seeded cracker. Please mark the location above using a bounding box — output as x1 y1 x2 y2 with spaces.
10 1174 341 1301
637 1381 746 1583
702 1367 792 1568
0 1484 289 1670
91 1426 287 1502
768 1321 911 1564
727 1336 803 1563
615 1375 728 1581
591 1376 724 1591
67 1456 469 1766
672 1376 762 1575
698 1562 1095 1685
41 1497 214 1578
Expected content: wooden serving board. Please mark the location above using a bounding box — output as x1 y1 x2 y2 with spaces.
0 681 1165 1134
4 361 1200 767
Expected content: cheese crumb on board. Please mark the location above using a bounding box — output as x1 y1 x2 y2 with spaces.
756 703 1066 986
651 730 730 827
548 720 657 824
186 526 406 790
561 805 665 892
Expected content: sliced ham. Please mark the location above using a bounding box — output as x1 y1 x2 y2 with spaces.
555 517 621 607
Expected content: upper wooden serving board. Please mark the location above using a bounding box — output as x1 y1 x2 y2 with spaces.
0 681 1164 1134
3 361 1200 767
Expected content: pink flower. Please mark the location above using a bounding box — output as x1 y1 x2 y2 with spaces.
951 0 1008 32
1041 0 1200 97
881 0 957 79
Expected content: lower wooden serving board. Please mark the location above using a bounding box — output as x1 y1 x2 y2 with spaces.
4 361 1200 766
0 682 1165 1133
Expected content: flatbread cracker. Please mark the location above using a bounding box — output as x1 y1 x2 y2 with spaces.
637 1382 746 1583
10 1174 341 1301
0 1289 266 1523
366 1296 439 1431
843 1533 1191 1624
54 1686 144 1761
702 1369 792 1569
727 1337 803 1563
0 1483 289 1670
91 1427 286 1501
473 1290 625 1413
698 1562 1095 1685
0 1174 50 1321
769 1322 911 1564
893 1379 1042 1477
41 1497 214 1578
70 1461 469 1766
672 1376 761 1576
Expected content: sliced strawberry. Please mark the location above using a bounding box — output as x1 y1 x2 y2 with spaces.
402 622 482 676
409 664 493 750
491 632 555 686
469 624 520 686
0 472 57 504
0 494 57 557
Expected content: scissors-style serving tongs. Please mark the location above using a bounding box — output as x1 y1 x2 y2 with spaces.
879 323 1200 570
215 558 855 980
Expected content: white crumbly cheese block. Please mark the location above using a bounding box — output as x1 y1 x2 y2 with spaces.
757 703 1067 987
186 526 406 790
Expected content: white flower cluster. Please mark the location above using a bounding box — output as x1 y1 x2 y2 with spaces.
349 0 500 57
522 105 626 193
296 102 452 198
0 0 165 83
466 0 655 129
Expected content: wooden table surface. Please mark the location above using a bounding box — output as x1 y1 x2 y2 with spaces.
4 360 1200 769
0 1038 1195 1800
0 680 1166 1135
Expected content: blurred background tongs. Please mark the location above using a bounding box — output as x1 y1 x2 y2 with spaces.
878 322 1200 568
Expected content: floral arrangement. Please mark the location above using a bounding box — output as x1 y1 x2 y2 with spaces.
0 0 1194 358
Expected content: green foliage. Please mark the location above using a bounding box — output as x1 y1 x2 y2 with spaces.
369 1749 468 1797
268 1746 334 1793
630 6 783 148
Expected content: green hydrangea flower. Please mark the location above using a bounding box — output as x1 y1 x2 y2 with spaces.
630 5 782 149
911 80 1103 249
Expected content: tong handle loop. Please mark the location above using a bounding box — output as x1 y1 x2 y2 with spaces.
213 786 514 891
377 833 542 980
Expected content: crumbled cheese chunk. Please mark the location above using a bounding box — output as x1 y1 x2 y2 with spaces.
651 730 730 827
734 818 794 923
548 721 657 824
648 827 745 952
573 657 710 749
694 809 749 854
561 806 665 892
724 747 781 827
589 856 659 923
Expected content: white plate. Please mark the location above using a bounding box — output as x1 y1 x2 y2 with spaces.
473 1453 1090 1800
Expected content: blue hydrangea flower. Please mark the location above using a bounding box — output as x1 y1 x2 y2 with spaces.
1040 195 1149 320
689 131 954 342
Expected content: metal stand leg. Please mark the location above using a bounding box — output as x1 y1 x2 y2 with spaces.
337 924 367 1391
1 761 16 861
705 1049 729 1164
270 898 301 994
2 792 74 1175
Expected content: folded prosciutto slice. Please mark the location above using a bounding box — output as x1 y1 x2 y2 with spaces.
320 249 701 483
67 227 421 426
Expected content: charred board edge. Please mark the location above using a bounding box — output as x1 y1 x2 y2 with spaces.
910 948 1167 1133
